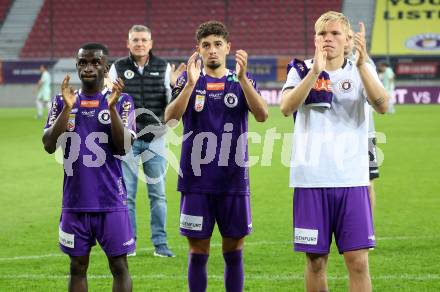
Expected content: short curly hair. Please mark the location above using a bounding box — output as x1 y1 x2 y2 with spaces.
195 21 229 43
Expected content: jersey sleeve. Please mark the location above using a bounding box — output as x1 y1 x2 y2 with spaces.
282 67 302 92
118 93 137 139
44 95 63 130
171 71 188 101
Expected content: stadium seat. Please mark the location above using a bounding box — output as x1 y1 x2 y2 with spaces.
20 0 341 58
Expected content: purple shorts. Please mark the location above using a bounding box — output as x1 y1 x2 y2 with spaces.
293 187 375 254
59 211 135 257
179 193 252 239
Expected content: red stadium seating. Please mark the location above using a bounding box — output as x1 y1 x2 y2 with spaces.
20 0 341 59
0 0 12 23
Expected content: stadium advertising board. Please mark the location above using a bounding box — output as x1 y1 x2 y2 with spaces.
371 0 440 55
1 60 55 83
226 57 278 82
260 87 440 105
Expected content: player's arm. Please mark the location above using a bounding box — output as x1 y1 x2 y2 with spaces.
42 75 76 154
354 22 388 114
280 37 326 116
236 50 268 122
107 78 133 155
280 70 320 116
164 52 200 122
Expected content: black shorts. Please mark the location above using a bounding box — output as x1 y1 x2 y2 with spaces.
369 137 379 180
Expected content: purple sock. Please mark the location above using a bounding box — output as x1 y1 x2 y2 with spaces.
188 253 209 292
223 250 244 292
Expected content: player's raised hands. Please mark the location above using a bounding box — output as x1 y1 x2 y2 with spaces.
354 22 368 67
61 75 76 109
107 78 124 108
312 36 327 74
170 63 187 87
187 51 201 86
235 49 248 80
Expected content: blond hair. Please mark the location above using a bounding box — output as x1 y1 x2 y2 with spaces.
315 11 350 36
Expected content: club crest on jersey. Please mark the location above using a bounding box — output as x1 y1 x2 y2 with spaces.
194 95 205 112
67 114 76 131
98 109 111 124
338 79 353 93
124 70 135 79
224 93 238 108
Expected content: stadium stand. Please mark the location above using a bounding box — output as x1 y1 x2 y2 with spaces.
0 0 12 23
20 0 147 58
20 0 341 59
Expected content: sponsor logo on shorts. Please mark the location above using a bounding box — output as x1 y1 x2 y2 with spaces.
294 228 318 245
59 227 75 248
180 214 203 231
123 238 135 246
150 72 160 76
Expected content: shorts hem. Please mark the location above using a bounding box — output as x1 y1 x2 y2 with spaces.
106 246 136 257
59 246 91 257
294 246 329 254
219 231 252 239
339 243 376 254
180 231 211 239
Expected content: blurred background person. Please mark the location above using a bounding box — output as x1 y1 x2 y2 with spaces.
378 62 396 114
35 64 51 119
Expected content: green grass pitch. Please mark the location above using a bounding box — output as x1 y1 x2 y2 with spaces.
0 105 439 291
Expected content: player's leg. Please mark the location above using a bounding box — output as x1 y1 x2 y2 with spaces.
107 255 132 292
222 237 245 292
36 97 43 119
187 237 211 292
142 136 172 256
59 212 95 292
69 255 90 292
121 139 142 248
343 249 371 292
180 193 215 292
293 188 332 292
217 195 252 292
368 136 379 214
93 211 135 291
305 253 329 292
334 187 375 291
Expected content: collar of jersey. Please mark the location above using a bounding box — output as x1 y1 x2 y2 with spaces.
77 87 109 99
202 68 230 78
